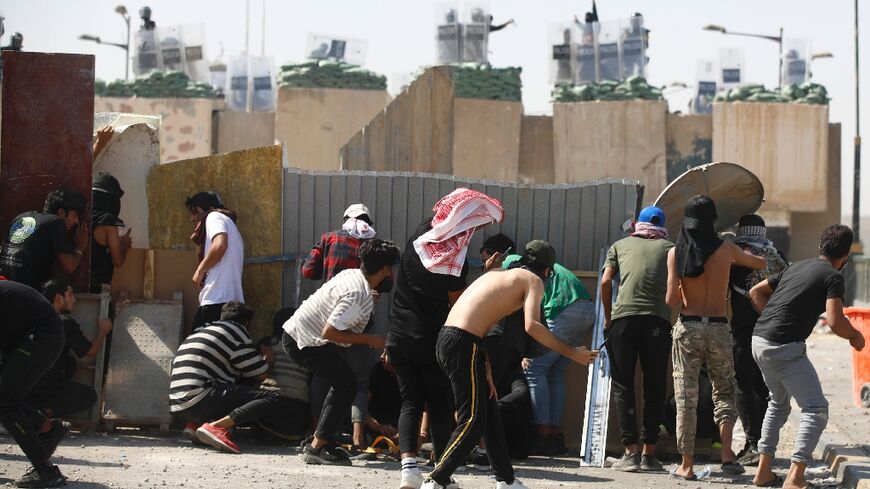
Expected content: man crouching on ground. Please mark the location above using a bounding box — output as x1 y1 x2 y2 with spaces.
422 241 598 489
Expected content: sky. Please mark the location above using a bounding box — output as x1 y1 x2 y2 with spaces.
3 0 869 232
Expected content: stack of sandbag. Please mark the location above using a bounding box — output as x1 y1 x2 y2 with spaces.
449 63 522 102
277 60 387 90
95 70 218 98
552 76 663 102
713 82 829 105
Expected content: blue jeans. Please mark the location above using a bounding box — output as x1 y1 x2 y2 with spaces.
526 300 595 426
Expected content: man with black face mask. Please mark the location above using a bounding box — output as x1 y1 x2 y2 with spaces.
421 240 598 489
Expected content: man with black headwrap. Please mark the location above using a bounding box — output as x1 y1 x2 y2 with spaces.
665 195 765 481
91 173 132 293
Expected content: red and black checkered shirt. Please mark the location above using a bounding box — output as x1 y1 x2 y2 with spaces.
302 230 364 282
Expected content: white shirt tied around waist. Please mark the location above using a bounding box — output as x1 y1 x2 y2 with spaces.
284 268 374 349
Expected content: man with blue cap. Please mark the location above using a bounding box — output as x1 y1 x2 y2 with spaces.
600 205 673 472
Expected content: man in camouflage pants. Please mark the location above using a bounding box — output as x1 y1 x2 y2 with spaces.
665 196 766 480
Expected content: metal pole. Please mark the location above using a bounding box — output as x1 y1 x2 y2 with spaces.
245 0 252 112
854 0 862 240
778 27 783 87
125 16 131 81
261 0 266 57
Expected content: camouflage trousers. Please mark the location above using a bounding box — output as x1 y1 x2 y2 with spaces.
671 319 738 455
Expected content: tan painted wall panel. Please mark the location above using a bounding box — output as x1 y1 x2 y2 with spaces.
553 100 667 201
665 114 712 185
518 115 555 184
95 97 222 163
146 145 284 335
275 87 390 170
712 102 828 212
215 111 275 154
452 99 522 181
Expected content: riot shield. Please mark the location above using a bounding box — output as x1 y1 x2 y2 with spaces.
550 23 574 85
692 59 717 114
597 21 620 81
133 29 160 77
434 3 460 64
620 15 646 78
250 56 275 112
719 47 744 92
157 25 184 72
574 22 598 84
305 34 368 65
461 3 489 63
180 24 208 82
781 38 809 86
226 55 248 112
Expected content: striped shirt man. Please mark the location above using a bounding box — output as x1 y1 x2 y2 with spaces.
283 268 374 349
169 320 269 413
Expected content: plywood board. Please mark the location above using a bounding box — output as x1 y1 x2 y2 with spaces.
553 100 667 201
453 99 522 181
275 87 390 170
214 111 275 154
0 51 95 291
146 145 284 335
712 102 828 211
518 116 555 184
94 97 223 163
94 119 160 249
665 114 712 184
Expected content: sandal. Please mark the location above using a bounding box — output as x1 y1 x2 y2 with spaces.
754 473 783 487
721 461 746 475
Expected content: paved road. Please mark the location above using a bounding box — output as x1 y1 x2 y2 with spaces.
1 331 861 488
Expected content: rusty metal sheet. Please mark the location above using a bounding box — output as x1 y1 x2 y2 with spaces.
654 161 764 239
0 51 95 290
102 296 183 430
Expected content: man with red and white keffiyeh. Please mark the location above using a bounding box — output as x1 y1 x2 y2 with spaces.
386 188 503 489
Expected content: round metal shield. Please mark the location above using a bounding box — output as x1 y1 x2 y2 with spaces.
653 162 764 238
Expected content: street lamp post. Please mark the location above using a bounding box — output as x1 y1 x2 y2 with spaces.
79 4 131 81
855 0 861 242
703 24 784 86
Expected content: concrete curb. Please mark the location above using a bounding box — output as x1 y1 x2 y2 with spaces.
802 412 870 489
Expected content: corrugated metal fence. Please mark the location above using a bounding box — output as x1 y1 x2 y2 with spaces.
282 168 643 309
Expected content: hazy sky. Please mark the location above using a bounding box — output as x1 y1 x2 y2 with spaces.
4 1 868 222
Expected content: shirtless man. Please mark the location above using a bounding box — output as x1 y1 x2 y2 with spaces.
666 196 766 480
422 240 598 489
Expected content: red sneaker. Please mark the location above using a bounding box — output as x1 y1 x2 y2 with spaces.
195 423 241 454
182 422 198 441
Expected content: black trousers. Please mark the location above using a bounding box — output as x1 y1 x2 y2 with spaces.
607 315 671 447
282 332 357 442
496 370 533 460
26 380 97 418
191 303 225 331
429 327 514 486
732 329 769 446
0 319 64 466
386 332 455 458
178 379 282 426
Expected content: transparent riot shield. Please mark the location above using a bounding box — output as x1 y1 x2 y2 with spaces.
157 25 184 72
719 47 744 92
574 22 598 84
250 56 275 112
781 38 809 86
692 59 717 114
461 3 489 63
209 62 227 94
550 23 574 85
226 55 248 112
434 3 460 64
305 34 368 65
133 29 160 77
180 24 208 82
620 15 646 78
597 21 621 81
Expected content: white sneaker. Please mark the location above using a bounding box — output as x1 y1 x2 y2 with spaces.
400 468 425 489
420 481 447 489
495 479 530 489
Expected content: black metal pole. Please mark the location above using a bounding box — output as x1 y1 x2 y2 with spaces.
855 0 862 241
778 27 783 87
125 16 130 81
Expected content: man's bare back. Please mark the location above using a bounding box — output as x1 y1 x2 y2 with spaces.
446 268 538 337
667 241 766 316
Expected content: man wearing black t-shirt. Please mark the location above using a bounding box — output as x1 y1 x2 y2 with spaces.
0 280 69 487
749 225 865 489
0 189 89 289
25 279 112 419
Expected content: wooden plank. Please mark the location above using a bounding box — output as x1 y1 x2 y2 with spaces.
385 78 414 171
365 110 386 171
452 99 522 181
424 67 455 175
519 115 555 184
712 102 828 211
341 130 366 171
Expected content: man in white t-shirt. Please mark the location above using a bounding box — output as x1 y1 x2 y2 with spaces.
282 238 400 466
186 191 245 331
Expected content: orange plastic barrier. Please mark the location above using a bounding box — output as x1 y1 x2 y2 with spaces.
843 307 870 407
